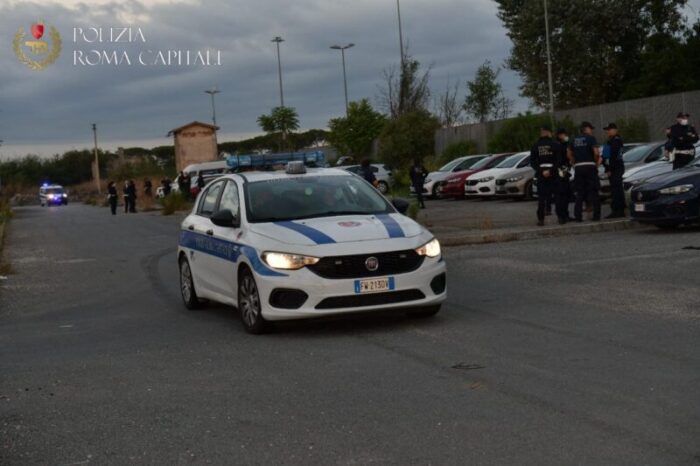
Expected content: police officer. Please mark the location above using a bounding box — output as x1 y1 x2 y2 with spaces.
410 159 428 209
555 128 573 224
602 122 625 218
531 125 562 226
359 159 378 187
568 122 601 222
107 181 118 215
667 112 699 169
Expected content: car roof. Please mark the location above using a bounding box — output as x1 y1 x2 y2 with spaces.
224 167 352 183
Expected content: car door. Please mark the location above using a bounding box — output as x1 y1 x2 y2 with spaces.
184 180 225 296
206 180 242 302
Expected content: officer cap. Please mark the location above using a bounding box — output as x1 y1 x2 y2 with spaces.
603 122 618 130
677 111 690 118
556 128 568 135
580 121 595 130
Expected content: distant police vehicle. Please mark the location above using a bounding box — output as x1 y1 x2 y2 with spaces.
177 153 446 334
39 184 68 206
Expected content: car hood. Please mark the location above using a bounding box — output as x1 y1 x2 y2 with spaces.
637 167 700 190
623 161 670 181
248 213 423 246
495 166 534 179
445 168 482 181
473 167 509 180
425 171 451 183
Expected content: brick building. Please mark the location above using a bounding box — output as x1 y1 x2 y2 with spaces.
168 121 219 171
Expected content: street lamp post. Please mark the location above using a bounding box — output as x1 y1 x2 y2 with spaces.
543 0 555 127
91 123 101 194
330 43 354 116
271 36 285 108
204 87 220 126
396 0 405 66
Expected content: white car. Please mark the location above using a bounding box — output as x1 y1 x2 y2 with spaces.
178 163 447 334
412 155 486 198
465 152 530 197
342 163 394 194
39 184 68 206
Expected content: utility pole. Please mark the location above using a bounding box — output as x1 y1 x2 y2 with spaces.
543 0 555 127
271 36 285 108
330 44 355 116
205 87 220 126
396 0 405 67
92 123 101 194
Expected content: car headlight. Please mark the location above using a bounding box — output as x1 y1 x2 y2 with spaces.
478 176 494 183
62 193 67 197
506 176 523 183
261 252 320 270
659 184 694 195
415 238 441 258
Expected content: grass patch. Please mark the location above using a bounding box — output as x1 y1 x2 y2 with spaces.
161 192 192 216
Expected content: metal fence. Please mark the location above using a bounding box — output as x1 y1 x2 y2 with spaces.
435 90 700 155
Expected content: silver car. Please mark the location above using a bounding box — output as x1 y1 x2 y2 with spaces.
343 164 394 194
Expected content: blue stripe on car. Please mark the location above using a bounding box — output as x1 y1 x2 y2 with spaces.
376 214 405 238
179 230 287 277
273 221 336 244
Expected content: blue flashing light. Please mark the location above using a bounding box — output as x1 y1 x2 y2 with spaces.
224 151 325 171
42 182 49 187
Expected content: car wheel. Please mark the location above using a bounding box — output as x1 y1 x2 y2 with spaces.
238 268 269 334
407 305 441 318
377 181 389 194
431 185 439 198
523 181 534 200
179 256 202 310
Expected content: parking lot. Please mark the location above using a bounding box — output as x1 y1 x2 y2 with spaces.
1 204 699 465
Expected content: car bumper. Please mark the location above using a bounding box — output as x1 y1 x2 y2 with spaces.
254 257 447 321
465 182 496 196
631 193 700 224
494 180 527 196
438 182 464 198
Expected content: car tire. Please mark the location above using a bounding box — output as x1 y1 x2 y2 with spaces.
406 304 441 318
523 181 534 200
238 268 269 334
431 185 439 199
179 256 202 310
377 181 389 194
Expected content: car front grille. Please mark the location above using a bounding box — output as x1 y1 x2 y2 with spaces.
495 179 507 186
466 180 479 186
308 250 425 279
635 190 660 202
315 289 426 309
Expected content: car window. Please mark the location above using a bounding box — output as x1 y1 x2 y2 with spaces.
218 181 240 216
455 157 484 171
438 158 465 172
622 144 654 162
345 166 360 174
517 156 530 168
198 181 224 217
496 155 525 169
647 146 663 162
371 166 379 173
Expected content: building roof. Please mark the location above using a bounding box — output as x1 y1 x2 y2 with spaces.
168 121 219 136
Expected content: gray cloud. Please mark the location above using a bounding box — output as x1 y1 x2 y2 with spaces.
0 0 527 156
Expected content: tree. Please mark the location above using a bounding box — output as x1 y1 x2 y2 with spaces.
494 0 690 108
487 113 574 153
377 53 432 118
327 99 386 158
434 78 463 127
256 106 300 151
377 109 440 168
463 61 513 123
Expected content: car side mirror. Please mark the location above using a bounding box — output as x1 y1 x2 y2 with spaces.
210 209 240 228
392 198 410 215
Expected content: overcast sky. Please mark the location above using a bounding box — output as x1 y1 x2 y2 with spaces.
4 0 695 158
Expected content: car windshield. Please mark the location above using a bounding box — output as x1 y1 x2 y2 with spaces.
470 156 497 170
46 188 63 194
496 154 525 169
622 144 654 162
438 158 466 172
244 175 393 223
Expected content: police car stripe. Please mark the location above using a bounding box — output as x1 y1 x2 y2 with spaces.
179 230 286 277
273 221 336 244
376 214 405 238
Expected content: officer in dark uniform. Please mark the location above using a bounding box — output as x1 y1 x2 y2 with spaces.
530 125 562 226
568 122 601 222
107 181 118 215
602 122 625 218
555 128 573 224
668 112 699 169
410 159 428 209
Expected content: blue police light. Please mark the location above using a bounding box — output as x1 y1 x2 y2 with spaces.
42 182 49 188
224 151 325 171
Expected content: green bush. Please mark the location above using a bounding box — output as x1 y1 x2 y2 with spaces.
487 113 575 153
378 110 440 169
161 192 191 216
616 117 650 142
439 140 478 166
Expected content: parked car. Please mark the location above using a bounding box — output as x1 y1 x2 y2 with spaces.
436 154 510 199
630 165 700 229
620 142 666 172
412 155 489 198
343 164 394 194
335 156 354 166
465 152 530 198
157 160 230 198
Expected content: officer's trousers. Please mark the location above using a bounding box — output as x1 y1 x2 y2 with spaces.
537 177 555 221
109 197 117 215
574 166 600 221
608 165 625 214
673 154 694 170
555 176 571 221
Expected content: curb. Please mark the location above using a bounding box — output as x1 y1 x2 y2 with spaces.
439 219 646 247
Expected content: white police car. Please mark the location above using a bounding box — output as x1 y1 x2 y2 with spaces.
39 184 68 206
178 162 446 334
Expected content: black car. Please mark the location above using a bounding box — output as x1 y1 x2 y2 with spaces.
630 165 700 229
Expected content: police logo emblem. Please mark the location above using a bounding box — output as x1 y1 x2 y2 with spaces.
365 256 379 272
338 221 361 228
13 21 62 71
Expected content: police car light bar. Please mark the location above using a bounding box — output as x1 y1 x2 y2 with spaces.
224 151 325 171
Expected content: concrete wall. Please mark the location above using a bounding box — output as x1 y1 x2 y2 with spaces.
435 90 700 155
174 125 218 171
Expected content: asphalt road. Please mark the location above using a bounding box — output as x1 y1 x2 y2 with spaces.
1 204 699 465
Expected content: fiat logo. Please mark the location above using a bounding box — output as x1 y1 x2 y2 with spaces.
365 256 379 271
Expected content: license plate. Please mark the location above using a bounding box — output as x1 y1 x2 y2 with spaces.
354 277 395 294
634 203 646 212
